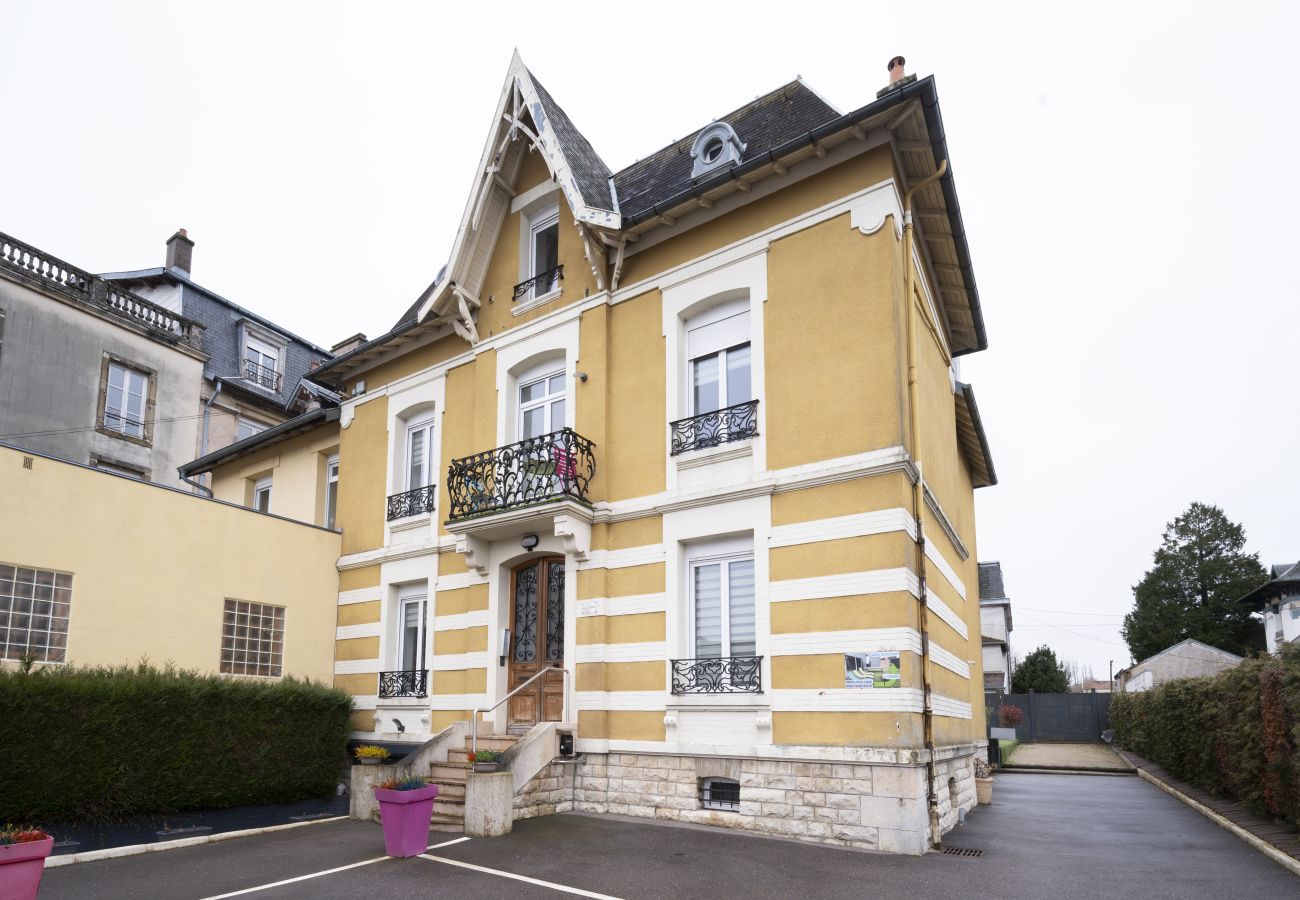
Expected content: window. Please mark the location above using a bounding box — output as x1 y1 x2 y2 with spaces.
103 361 149 439
236 417 268 442
701 137 724 164
253 476 272 513
0 564 72 663
220 599 284 677
700 777 740 811
243 335 281 391
405 418 435 490
688 541 755 659
687 301 751 416
526 208 561 300
398 585 428 671
91 456 148 480
324 454 340 529
519 370 565 440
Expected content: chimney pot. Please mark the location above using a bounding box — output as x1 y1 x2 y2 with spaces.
166 229 194 276
888 56 906 84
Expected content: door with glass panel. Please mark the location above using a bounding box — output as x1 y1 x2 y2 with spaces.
507 557 566 732
397 586 428 696
405 418 435 491
688 552 758 692
518 371 566 500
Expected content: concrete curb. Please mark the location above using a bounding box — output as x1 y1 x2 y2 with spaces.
44 815 349 867
1133 769 1300 879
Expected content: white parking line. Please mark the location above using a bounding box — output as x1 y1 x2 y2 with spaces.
418 853 623 899
200 837 472 899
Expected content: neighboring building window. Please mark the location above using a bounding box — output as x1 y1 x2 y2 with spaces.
527 207 561 300
0 564 72 663
253 476 272 513
91 456 148 480
236 417 269 442
686 300 751 417
324 453 340 529
103 361 150 439
405 418 435 490
398 585 428 671
220 599 284 677
519 370 565 439
243 335 282 391
699 777 740 811
688 540 756 659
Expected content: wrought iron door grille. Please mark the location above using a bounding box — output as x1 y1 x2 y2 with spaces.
513 264 563 301
446 427 596 522
670 399 759 455
387 485 436 520
243 358 282 392
378 669 428 698
671 656 763 694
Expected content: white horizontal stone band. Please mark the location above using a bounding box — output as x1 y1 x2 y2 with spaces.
351 694 378 710
430 651 489 671
928 642 971 679
428 693 489 710
924 539 967 601
578 545 665 570
338 587 381 606
577 593 667 617
334 659 380 675
931 694 973 719
574 641 667 663
768 508 916 548
575 690 666 711
769 568 919 603
436 572 485 592
336 622 381 641
770 688 924 712
769 627 922 656
926 593 969 640
433 610 490 631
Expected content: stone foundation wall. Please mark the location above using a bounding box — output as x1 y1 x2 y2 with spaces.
506 746 979 855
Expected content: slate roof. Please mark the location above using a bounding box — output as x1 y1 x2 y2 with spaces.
531 73 616 213
613 80 839 223
1238 559 1300 607
978 561 1008 602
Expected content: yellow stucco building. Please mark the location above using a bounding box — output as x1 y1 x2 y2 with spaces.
190 54 996 854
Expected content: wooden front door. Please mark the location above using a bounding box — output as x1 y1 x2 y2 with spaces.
507 556 566 732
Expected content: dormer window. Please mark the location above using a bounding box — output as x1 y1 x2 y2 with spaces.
691 122 745 180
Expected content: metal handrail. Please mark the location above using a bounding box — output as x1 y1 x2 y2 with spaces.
470 663 570 755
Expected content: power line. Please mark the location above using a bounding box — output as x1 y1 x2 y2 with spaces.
1016 605 1129 618
0 407 241 441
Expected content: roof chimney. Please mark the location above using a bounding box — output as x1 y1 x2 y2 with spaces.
877 56 917 99
330 333 368 356
166 228 194 276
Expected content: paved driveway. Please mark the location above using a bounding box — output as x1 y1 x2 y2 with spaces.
40 773 1297 899
1006 741 1134 771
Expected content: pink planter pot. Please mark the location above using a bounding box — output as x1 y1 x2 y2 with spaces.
374 784 439 857
0 837 53 900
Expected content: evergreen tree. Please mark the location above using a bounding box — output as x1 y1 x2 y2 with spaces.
1011 645 1070 693
1122 502 1266 661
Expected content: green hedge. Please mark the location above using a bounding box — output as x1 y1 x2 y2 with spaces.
0 662 353 823
1110 646 1300 827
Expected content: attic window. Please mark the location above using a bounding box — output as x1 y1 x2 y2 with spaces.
691 122 745 180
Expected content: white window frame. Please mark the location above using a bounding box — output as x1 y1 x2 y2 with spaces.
404 417 436 491
518 367 566 440
397 585 429 671
687 342 752 417
104 362 149 438
236 416 269 442
324 453 340 529
253 476 272 513
527 206 561 301
686 537 755 659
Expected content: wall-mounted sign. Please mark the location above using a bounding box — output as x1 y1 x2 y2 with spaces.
844 651 902 689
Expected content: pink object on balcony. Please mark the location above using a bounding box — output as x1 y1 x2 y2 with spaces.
374 784 440 857
0 836 53 900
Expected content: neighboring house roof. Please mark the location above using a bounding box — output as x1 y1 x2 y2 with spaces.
1237 559 1300 607
978 562 1008 603
1130 638 1244 670
179 407 340 477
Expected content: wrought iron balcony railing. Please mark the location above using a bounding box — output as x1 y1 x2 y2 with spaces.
387 485 436 520
671 656 763 695
378 669 428 698
446 427 595 522
513 264 563 301
670 399 759 455
0 231 205 350
242 358 282 392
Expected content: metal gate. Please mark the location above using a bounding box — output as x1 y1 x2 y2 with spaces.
985 691 1111 742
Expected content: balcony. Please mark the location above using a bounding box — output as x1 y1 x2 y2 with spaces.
446 427 595 523
387 485 436 521
670 400 759 455
242 358 282 392
378 669 428 699
671 656 763 695
513 264 563 302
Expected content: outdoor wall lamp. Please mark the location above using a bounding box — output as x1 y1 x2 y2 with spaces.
393 718 405 733
499 627 511 667
521 533 539 551
574 371 588 382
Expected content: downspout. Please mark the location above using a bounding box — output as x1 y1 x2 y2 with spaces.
902 158 948 848
186 376 224 498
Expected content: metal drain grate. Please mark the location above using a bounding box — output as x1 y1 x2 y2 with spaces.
941 846 984 858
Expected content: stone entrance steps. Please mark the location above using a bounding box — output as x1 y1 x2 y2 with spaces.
425 732 521 833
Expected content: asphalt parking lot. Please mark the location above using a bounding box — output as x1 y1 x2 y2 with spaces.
40 773 1298 899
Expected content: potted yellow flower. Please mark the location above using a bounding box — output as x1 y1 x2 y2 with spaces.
354 745 391 766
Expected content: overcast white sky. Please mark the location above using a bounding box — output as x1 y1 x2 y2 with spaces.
4 2 1297 679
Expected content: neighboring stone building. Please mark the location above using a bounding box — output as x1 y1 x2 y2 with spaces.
0 230 207 486
187 53 998 854
978 561 1013 691
1237 561 1300 654
1116 638 1243 693
102 231 337 480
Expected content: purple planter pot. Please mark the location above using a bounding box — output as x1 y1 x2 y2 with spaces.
374 784 439 857
0 837 53 900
